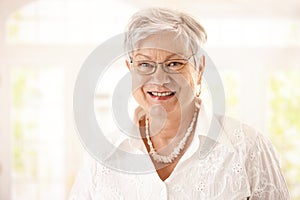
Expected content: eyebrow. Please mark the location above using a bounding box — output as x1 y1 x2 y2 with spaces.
133 53 183 60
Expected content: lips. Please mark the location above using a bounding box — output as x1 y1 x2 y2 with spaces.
147 91 176 100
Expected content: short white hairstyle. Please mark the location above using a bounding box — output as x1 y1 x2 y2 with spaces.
124 7 207 67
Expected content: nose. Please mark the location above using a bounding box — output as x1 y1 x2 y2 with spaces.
151 64 170 85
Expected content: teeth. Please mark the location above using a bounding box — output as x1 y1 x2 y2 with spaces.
151 92 174 97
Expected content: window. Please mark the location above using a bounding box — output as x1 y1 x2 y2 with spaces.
12 67 65 200
1 0 299 199
267 69 300 198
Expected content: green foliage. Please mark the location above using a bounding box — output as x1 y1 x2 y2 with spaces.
222 71 240 118
268 70 300 199
13 71 26 108
12 68 39 176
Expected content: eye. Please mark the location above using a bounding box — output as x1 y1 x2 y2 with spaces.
165 60 185 68
140 63 151 68
136 61 155 68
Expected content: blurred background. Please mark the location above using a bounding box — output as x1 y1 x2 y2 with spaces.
0 0 299 199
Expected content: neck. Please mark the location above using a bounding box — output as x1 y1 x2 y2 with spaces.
147 101 196 141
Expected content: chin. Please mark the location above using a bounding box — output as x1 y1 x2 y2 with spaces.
147 102 179 115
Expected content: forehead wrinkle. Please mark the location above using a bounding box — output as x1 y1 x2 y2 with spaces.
135 32 191 57
133 50 186 61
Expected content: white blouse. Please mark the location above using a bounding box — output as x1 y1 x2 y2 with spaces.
69 106 290 200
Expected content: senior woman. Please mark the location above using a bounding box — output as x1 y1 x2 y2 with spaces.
70 8 289 199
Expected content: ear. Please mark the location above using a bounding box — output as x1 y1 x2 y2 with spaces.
197 55 206 85
125 59 131 70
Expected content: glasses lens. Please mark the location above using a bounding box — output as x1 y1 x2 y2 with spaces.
133 61 156 74
163 59 187 73
131 58 190 75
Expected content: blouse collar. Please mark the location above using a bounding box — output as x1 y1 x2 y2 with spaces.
106 101 235 159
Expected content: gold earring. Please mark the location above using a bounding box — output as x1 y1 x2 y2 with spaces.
196 84 201 97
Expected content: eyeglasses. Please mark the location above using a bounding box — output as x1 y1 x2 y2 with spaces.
130 55 194 75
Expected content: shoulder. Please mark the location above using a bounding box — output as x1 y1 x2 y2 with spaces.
214 114 276 157
214 114 284 171
214 115 290 199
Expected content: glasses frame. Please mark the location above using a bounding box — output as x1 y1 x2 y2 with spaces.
130 54 195 75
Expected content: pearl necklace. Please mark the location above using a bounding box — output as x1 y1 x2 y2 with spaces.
145 108 198 164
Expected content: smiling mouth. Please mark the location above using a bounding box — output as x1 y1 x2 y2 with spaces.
147 91 176 97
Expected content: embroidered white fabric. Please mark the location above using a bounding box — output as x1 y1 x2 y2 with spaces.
69 106 290 200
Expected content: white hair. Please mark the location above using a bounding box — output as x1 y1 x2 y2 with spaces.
124 8 207 68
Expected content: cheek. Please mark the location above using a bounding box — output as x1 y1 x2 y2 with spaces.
132 86 147 111
187 68 199 92
178 71 197 93
132 73 146 91
132 88 144 105
131 73 149 100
